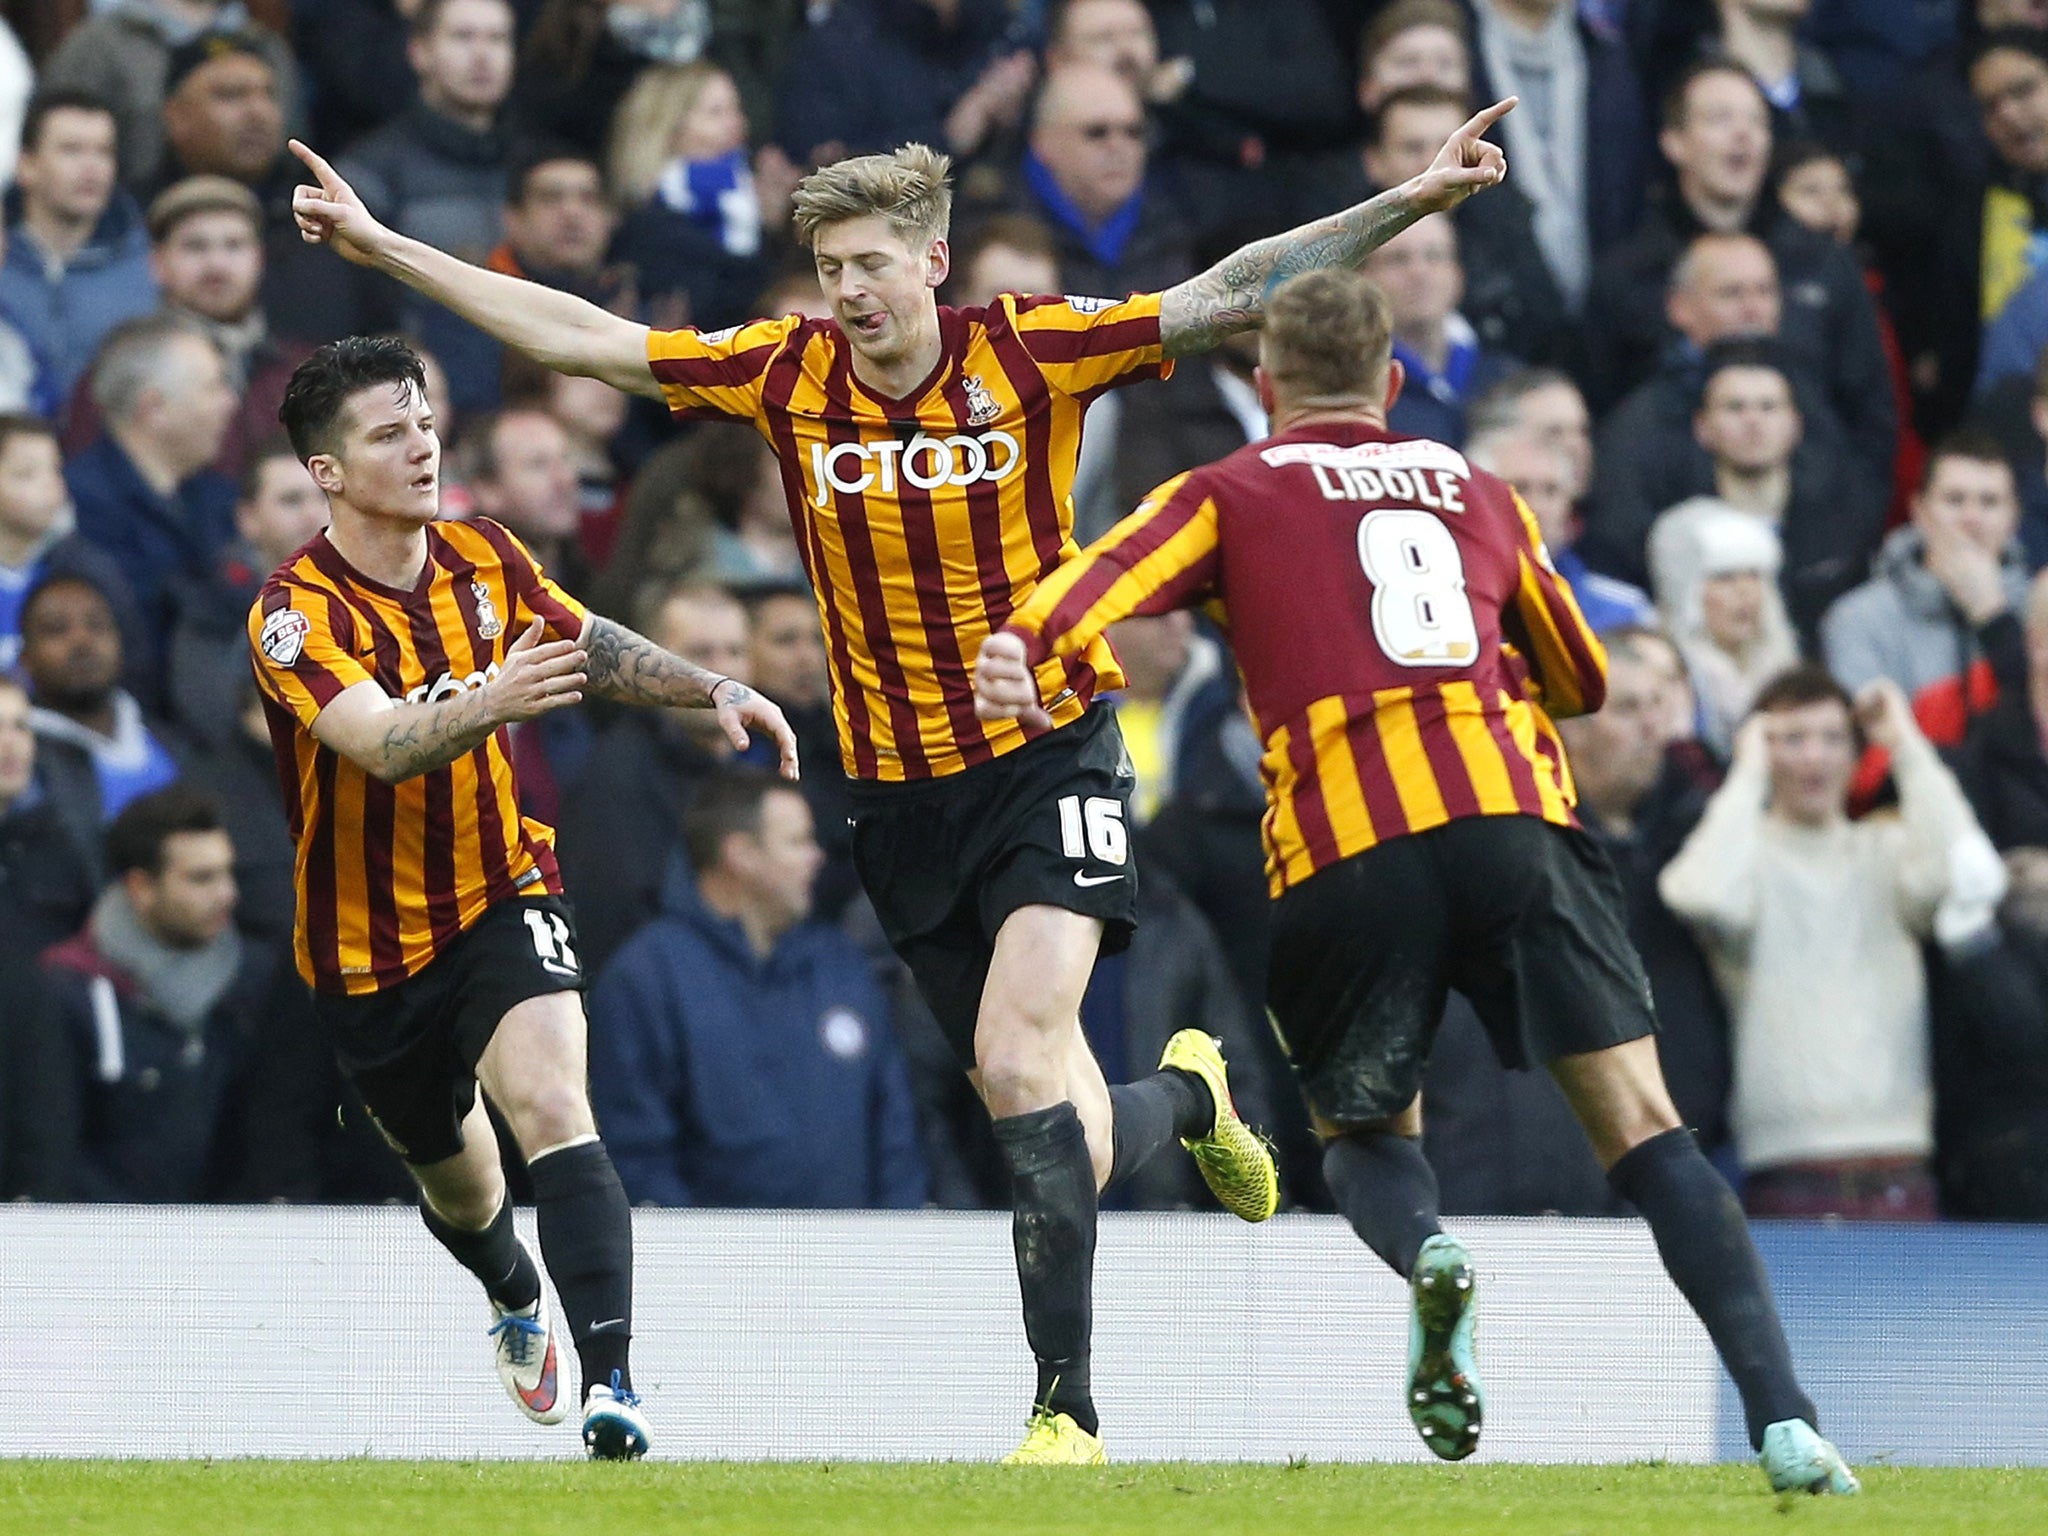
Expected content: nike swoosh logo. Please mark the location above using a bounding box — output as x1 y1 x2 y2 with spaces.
1073 871 1125 888
518 1334 560 1414
590 1318 627 1332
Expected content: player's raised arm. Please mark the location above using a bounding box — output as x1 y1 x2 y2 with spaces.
288 139 660 400
975 472 1221 725
1156 98 1515 358
311 617 588 783
578 613 801 780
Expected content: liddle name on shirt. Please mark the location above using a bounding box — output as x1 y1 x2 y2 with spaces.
1261 439 1470 514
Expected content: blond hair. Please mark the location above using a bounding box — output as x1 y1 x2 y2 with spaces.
791 143 953 248
1260 269 1394 404
607 61 733 208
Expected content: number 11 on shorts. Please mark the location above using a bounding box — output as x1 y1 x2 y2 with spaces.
1058 794 1128 865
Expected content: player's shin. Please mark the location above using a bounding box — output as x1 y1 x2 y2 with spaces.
992 1102 1100 1435
1323 1130 1444 1279
528 1137 636 1402
1607 1127 1818 1449
421 1196 542 1310
1103 1071 1212 1191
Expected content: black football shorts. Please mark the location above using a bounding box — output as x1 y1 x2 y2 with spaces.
1266 815 1658 1125
311 895 586 1164
848 706 1139 1071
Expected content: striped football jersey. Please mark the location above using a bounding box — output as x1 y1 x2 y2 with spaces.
1003 420 1609 895
645 292 1171 781
249 519 586 995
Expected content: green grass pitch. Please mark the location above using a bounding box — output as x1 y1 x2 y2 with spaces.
6 1461 2045 1535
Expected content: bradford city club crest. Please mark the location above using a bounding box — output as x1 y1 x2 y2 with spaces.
963 373 1002 427
472 580 503 640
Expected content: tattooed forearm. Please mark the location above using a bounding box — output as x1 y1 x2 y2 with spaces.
581 614 743 709
371 687 501 782
1158 186 1426 357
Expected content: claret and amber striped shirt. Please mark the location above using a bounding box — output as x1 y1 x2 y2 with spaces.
248 519 587 996
646 292 1170 781
1003 421 1609 897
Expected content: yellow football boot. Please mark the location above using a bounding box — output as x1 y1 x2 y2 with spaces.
1160 1029 1280 1222
1001 1411 1107 1465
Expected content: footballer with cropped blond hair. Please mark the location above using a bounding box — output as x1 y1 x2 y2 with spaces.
284 93 1515 1461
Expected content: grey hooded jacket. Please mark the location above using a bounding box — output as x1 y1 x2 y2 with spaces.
1820 525 2033 701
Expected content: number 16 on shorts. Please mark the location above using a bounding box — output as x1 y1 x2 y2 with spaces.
1058 794 1128 876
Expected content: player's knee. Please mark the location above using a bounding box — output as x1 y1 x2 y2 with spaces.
976 1035 1066 1119
500 1078 595 1154
1614 1097 1684 1153
1585 1094 1684 1168
421 1176 504 1232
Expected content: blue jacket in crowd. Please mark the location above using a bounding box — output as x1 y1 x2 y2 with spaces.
589 886 927 1210
0 190 157 398
1554 546 1657 635
65 434 239 655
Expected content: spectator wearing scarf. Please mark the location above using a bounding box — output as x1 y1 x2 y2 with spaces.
610 62 779 332
998 60 1193 298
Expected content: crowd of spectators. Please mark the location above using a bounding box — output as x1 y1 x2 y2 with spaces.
1 0 2046 1226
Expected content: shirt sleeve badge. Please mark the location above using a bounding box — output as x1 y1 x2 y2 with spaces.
260 607 310 666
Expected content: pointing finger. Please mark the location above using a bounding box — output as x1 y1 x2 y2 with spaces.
1462 97 1518 138
288 138 342 192
507 615 547 653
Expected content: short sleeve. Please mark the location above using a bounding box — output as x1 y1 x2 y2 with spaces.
1005 292 1173 400
248 582 375 728
645 314 804 423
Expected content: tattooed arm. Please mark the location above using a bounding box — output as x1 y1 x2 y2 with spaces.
581 613 729 707
310 616 588 783
1157 97 1515 358
579 614 802 779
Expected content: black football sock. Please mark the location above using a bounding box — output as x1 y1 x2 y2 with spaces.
421 1195 541 1312
1323 1131 1443 1280
992 1102 1100 1436
529 1138 635 1401
1608 1127 1817 1450
1105 1068 1212 1190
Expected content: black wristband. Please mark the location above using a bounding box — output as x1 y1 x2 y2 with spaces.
707 675 738 707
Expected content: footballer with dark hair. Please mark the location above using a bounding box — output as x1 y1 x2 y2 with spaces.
253 335 796 1460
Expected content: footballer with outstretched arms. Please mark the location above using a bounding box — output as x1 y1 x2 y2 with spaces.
282 97 1511 1462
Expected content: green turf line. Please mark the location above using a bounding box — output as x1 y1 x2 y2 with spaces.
4 1462 2045 1536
